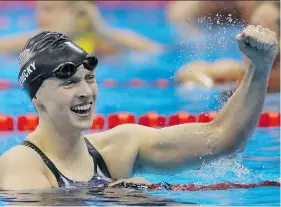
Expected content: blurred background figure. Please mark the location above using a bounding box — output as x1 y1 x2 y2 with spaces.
173 1 280 93
166 1 258 34
175 59 244 88
0 1 163 56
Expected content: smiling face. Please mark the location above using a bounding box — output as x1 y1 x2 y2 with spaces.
34 65 97 131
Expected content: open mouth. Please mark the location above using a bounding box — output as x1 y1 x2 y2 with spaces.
70 102 92 116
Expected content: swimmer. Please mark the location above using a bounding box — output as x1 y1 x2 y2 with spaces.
175 59 244 87
0 25 278 190
0 1 163 55
166 1 258 34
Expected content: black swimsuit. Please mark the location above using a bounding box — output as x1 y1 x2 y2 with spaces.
22 138 115 188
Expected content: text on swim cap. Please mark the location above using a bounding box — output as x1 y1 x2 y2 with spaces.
19 62 36 85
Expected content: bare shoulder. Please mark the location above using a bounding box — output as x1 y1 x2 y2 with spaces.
0 144 44 167
0 144 50 190
85 124 156 178
86 123 156 149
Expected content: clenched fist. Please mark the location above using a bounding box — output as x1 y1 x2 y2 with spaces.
236 25 278 67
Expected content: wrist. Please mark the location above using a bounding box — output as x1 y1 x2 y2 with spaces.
249 59 273 69
245 62 271 83
249 61 272 73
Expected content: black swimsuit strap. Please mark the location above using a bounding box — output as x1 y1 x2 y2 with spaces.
84 138 112 178
22 138 112 186
22 140 65 185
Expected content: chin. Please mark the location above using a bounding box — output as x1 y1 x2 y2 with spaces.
69 110 94 130
73 121 93 130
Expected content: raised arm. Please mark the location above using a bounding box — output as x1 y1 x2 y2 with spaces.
133 25 278 170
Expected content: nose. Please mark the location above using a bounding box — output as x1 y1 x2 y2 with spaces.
77 80 93 99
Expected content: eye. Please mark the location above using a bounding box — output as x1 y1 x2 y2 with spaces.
85 74 95 82
61 79 78 87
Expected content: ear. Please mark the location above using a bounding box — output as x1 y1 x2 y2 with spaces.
32 95 45 111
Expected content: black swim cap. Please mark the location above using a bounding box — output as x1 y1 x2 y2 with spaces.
18 31 97 99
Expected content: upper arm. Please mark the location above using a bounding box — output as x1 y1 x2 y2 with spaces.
0 147 51 191
136 121 234 170
86 121 233 174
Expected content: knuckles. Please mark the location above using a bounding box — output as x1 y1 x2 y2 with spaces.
243 25 277 48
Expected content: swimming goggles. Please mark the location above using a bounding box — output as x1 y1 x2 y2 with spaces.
30 55 98 83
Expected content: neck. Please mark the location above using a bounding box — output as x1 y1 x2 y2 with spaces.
30 115 87 162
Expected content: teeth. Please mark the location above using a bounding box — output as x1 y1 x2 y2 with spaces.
71 103 91 111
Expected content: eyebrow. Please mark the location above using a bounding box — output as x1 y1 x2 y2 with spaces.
85 71 95 76
57 76 79 85
65 71 94 81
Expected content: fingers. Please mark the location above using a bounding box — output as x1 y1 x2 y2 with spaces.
245 26 258 48
256 29 268 51
238 25 278 51
256 38 263 50
264 31 278 51
236 25 255 51
256 25 263 33
237 24 279 65
263 41 271 51
235 34 245 42
236 25 253 43
249 34 257 48
236 34 246 50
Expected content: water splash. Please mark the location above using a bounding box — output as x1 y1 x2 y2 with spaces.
133 154 278 186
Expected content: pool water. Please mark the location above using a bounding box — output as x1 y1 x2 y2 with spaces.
0 5 280 206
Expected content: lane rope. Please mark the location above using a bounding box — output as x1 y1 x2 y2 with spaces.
112 180 281 191
0 111 279 131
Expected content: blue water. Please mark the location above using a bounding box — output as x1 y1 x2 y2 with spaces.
0 5 280 206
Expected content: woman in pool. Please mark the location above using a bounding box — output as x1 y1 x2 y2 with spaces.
0 1 163 55
0 25 278 190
